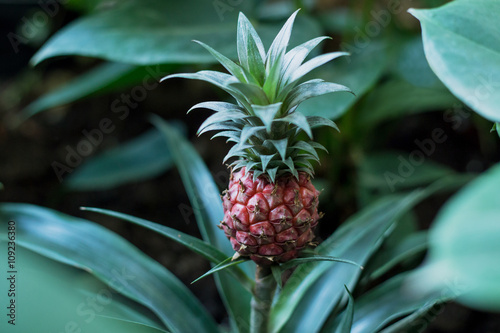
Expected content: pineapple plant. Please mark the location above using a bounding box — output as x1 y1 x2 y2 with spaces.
163 10 351 266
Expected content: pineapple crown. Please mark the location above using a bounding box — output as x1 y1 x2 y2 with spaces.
162 10 352 182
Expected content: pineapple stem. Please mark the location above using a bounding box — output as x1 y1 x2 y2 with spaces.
250 265 277 333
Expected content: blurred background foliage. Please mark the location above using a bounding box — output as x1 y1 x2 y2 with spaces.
0 0 499 332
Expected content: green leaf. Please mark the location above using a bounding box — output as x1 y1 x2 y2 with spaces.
81 207 253 292
270 192 426 333
194 40 247 83
289 52 349 84
326 286 354 333
66 128 175 191
284 79 352 111
0 204 219 333
237 12 266 85
268 138 288 161
415 162 500 311
306 116 340 131
253 103 282 132
189 101 243 114
192 257 248 284
290 141 319 161
281 36 331 88
22 62 138 120
266 10 299 72
357 151 457 205
260 154 276 172
350 272 453 333
362 231 428 283
409 0 500 122
378 302 441 333
357 79 459 126
32 0 253 65
279 255 362 271
198 111 247 135
151 116 253 333
0 244 169 333
279 111 312 138
297 41 390 120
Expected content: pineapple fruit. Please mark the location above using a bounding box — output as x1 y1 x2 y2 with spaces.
163 10 351 264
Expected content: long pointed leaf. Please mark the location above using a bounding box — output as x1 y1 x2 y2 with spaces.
0 204 218 333
151 116 253 333
192 257 248 284
81 207 254 291
270 191 425 333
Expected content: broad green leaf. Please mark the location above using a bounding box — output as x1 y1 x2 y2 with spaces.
357 151 457 205
415 162 500 311
392 37 444 88
22 62 138 119
409 0 500 122
0 244 170 333
270 192 425 333
151 117 253 333
297 41 390 120
0 204 219 333
350 272 453 333
66 128 175 191
32 1 321 66
357 79 459 126
82 207 253 291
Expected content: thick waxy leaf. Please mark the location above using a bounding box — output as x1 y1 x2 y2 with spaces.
289 52 349 84
415 163 500 311
189 101 243 114
81 207 253 291
267 139 288 161
230 82 270 106
307 116 340 131
291 141 320 161
285 79 352 111
350 273 453 333
410 0 500 122
260 154 276 172
66 128 175 191
0 244 169 333
151 117 253 333
253 103 282 132
194 40 247 83
239 125 266 146
279 111 312 138
297 41 389 119
237 13 266 85
280 36 331 88
270 192 425 333
0 204 218 333
198 111 247 135
266 10 299 72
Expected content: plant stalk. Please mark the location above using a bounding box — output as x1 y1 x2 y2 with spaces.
250 265 277 333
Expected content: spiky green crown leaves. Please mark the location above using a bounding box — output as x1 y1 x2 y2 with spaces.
162 10 352 182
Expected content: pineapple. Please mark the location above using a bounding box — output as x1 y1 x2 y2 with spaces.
163 10 351 265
